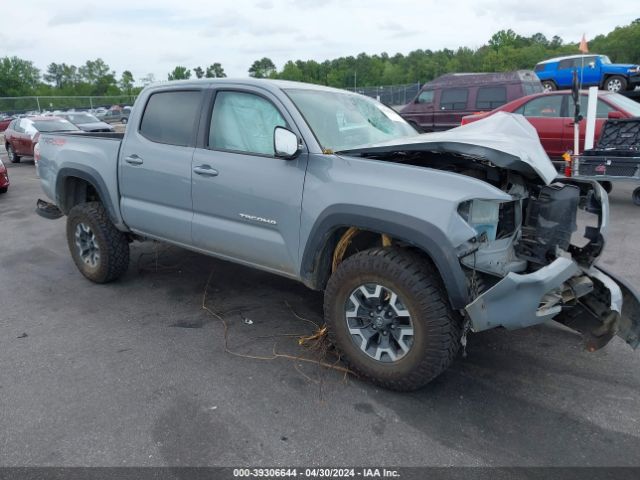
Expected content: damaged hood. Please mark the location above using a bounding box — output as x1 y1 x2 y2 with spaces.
337 112 558 185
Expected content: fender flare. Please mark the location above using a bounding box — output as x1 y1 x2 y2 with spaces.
300 205 470 309
55 165 120 225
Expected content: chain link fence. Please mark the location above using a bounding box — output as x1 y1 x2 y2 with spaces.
0 83 423 116
0 95 138 115
345 82 421 108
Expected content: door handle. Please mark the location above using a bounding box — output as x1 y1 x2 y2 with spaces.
124 154 143 165
193 165 219 177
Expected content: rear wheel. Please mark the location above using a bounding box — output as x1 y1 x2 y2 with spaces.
324 247 462 391
6 144 20 163
604 76 627 93
633 187 640 207
542 80 557 92
121 117 128 124
0 187 7 194
66 202 130 283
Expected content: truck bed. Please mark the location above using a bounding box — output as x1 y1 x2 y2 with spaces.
37 131 126 228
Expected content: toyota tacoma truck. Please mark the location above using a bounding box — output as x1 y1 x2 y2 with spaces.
35 79 640 391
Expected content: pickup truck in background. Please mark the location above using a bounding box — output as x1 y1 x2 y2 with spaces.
35 79 640 391
535 54 640 92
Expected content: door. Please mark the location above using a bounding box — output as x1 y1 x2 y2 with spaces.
555 58 577 88
16 119 33 155
191 89 308 276
434 88 469 131
403 89 435 131
514 94 566 158
581 56 601 86
119 89 204 245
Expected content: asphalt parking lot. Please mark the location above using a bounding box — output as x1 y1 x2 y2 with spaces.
1 148 640 467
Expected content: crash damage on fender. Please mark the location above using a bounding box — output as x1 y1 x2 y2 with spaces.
338 112 640 352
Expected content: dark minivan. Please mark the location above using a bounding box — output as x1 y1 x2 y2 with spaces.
400 70 543 132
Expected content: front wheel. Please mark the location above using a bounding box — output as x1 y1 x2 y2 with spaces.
6 144 20 163
605 76 627 93
66 202 130 283
633 187 640 207
542 80 557 92
0 187 7 194
121 118 128 124
324 247 462 391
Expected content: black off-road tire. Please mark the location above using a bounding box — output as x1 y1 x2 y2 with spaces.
324 247 463 391
66 202 130 283
633 187 640 207
0 187 7 194
6 144 20 163
542 80 557 92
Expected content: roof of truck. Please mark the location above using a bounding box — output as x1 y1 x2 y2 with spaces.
143 78 348 94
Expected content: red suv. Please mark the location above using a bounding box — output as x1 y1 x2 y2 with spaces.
4 116 79 163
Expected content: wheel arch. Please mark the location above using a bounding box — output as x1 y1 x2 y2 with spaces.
300 206 470 309
55 166 119 225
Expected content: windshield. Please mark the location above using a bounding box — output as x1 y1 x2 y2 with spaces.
600 55 612 64
63 113 100 124
33 119 79 132
606 93 640 116
285 89 416 151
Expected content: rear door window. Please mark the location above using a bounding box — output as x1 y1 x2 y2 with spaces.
476 86 507 109
515 95 565 117
140 90 202 146
440 88 468 110
558 58 576 70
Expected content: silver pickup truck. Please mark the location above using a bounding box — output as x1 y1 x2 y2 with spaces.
35 79 640 391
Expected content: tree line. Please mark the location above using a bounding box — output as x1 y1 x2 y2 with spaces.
1 19 638 98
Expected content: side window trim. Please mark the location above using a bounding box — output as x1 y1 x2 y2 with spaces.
203 88 291 159
138 89 204 147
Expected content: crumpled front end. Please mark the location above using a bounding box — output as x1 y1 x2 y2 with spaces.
462 179 640 351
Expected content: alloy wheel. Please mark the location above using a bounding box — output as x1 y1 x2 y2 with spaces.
344 283 414 363
74 222 101 268
607 79 622 92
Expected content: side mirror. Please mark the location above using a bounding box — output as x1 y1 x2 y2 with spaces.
274 126 300 159
608 111 624 119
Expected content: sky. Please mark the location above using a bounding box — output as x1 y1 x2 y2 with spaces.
1 0 637 84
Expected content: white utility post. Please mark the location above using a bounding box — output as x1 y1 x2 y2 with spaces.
584 86 599 151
